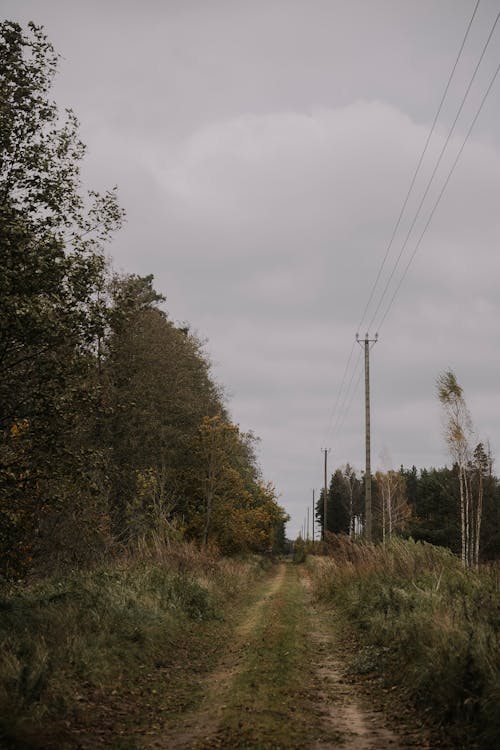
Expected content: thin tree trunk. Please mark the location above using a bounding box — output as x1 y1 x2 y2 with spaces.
459 466 466 567
349 486 354 539
474 470 483 569
463 466 473 568
203 489 213 547
203 452 216 547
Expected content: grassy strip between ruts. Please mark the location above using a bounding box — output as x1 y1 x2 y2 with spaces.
309 537 500 750
203 562 344 750
0 544 272 749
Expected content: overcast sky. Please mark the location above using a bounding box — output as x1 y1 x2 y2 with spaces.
5 1 500 537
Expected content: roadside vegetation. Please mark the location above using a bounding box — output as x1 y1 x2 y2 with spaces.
2 18 500 750
0 22 286 747
0 542 270 748
0 20 287 582
311 536 500 749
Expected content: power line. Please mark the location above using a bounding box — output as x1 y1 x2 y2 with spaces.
323 1 483 450
321 2 498 480
342 6 499 475
356 0 481 334
336 355 364 436
322 338 356 441
367 6 500 333
376 57 500 333
332 348 363 436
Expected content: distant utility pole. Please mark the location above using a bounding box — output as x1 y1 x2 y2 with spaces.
356 332 378 542
321 448 330 541
312 489 315 544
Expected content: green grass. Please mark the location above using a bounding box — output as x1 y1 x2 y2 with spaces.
310 537 500 749
214 563 343 750
0 543 265 748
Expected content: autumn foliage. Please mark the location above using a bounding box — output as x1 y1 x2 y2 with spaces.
0 22 286 578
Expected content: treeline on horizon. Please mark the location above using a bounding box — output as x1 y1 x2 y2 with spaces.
315 461 500 561
0 21 287 580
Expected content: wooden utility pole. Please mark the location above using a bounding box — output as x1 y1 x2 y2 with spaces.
356 333 378 541
321 448 330 540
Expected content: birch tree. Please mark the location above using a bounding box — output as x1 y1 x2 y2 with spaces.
437 370 487 567
375 470 409 543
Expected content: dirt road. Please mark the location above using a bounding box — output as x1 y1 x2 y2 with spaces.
142 561 432 750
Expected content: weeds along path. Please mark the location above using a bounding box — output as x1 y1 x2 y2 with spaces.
142 561 429 750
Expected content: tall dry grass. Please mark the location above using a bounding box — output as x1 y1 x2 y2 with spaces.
310 537 499 749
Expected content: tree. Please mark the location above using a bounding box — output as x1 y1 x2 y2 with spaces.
195 416 243 546
404 465 460 551
437 370 486 568
330 469 352 534
480 466 500 560
193 415 287 553
470 442 492 568
341 463 362 537
0 21 123 576
315 468 353 537
0 21 123 414
0 21 288 571
104 274 224 536
0 21 123 238
374 470 410 543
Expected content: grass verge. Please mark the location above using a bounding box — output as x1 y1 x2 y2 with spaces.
0 543 268 748
310 537 500 749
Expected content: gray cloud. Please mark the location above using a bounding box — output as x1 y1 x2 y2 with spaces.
3 0 500 536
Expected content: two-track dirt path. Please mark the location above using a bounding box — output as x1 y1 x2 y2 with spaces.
141 561 432 750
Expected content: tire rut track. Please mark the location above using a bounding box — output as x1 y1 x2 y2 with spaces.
142 563 433 749
142 563 286 749
301 567 430 750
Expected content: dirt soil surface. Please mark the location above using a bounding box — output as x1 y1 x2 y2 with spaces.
138 561 437 750
30 561 444 750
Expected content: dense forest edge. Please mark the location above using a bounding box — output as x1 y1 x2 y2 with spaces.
312 454 500 562
0 20 288 581
1 20 499 750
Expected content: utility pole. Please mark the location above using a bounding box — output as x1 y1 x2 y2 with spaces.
356 332 378 542
321 448 330 541
312 489 315 544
